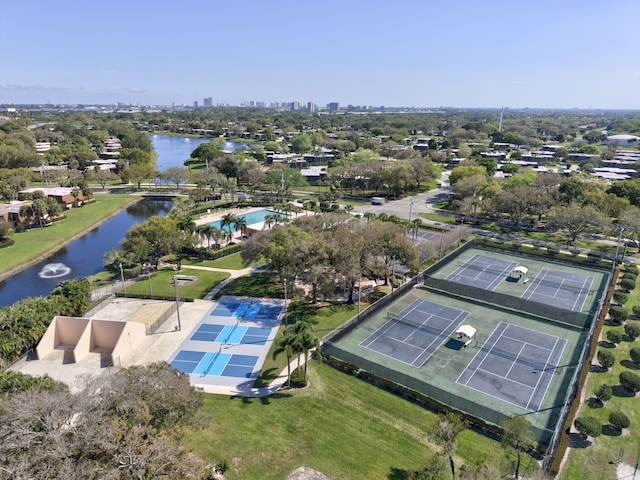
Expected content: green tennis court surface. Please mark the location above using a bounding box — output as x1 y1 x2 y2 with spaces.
323 245 609 445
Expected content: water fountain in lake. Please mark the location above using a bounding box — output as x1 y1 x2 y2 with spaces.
38 263 72 279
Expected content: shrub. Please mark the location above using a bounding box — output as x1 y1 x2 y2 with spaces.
626 264 639 275
630 347 640 364
613 291 629 304
619 278 636 292
620 371 640 393
633 306 640 317
597 350 615 370
547 246 559 256
587 251 603 261
622 272 638 281
595 384 612 403
624 322 640 339
574 416 601 438
609 306 628 324
609 411 631 430
607 329 623 345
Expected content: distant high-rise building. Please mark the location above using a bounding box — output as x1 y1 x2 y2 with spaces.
193 101 198 107
203 97 213 107
327 102 340 112
291 101 300 111
307 102 315 112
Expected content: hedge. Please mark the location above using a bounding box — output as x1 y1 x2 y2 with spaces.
613 291 629 304
619 277 636 292
624 322 640 340
609 305 628 324
609 411 631 430
620 371 640 393
607 330 623 345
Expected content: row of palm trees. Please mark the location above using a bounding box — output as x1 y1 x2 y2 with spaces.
272 319 320 387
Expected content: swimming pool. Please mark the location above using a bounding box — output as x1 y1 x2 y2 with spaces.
207 209 286 230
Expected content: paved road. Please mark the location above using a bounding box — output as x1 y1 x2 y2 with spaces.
352 172 453 222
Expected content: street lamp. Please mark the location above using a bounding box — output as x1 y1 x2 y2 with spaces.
146 263 153 298
173 265 181 331
283 278 288 325
119 263 126 297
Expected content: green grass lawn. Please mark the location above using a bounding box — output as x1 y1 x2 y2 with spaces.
124 268 229 299
213 274 284 299
182 252 253 270
419 212 457 224
561 284 640 479
253 301 362 388
1 194 136 276
183 361 533 480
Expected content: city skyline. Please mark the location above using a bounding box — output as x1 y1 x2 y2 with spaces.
1 0 640 109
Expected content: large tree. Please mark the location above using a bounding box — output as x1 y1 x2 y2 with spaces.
431 413 465 479
500 416 536 479
545 202 607 242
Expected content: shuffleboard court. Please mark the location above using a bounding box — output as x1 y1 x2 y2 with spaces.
446 254 518 291
210 300 284 320
171 350 258 378
457 323 566 411
190 323 271 345
521 267 593 312
360 299 469 367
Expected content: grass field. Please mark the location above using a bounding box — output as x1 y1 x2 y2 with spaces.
0 194 136 276
213 274 284 299
124 268 229 299
182 252 252 270
560 283 640 479
183 361 534 480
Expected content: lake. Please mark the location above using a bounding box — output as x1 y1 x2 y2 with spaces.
150 135 249 171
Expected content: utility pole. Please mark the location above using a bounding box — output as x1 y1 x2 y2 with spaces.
173 266 181 331
119 263 126 297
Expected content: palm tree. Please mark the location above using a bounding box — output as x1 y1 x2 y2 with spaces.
196 224 214 249
264 214 275 229
363 212 376 222
211 226 225 249
285 320 317 380
234 215 247 238
343 204 354 215
19 204 34 229
220 213 237 236
411 218 423 242
31 199 48 228
272 331 297 388
71 187 81 208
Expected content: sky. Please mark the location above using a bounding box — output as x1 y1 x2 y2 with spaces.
1 0 640 109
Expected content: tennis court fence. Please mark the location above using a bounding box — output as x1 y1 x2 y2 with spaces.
322 341 557 445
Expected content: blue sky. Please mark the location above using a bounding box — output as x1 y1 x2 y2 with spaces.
1 0 639 109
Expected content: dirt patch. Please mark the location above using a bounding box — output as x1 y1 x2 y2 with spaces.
286 466 332 480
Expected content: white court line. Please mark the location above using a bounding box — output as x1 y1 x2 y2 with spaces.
526 336 563 411
462 369 535 410
521 267 551 300
571 275 593 312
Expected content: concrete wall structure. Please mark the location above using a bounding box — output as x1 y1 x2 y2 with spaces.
37 316 146 366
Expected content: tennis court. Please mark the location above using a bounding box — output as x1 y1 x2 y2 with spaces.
522 267 593 312
457 323 566 411
360 299 469 367
446 254 518 291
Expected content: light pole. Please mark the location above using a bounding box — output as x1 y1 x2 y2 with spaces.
119 263 126 297
391 256 395 295
146 263 153 298
283 278 288 325
358 271 362 319
173 265 181 331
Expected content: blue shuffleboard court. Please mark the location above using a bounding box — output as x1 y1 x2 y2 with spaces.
521 268 593 312
446 254 518 291
457 323 566 411
209 300 284 320
190 323 271 346
361 299 469 367
171 350 258 378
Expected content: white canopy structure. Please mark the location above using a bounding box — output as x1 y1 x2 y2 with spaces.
453 325 476 346
510 265 529 282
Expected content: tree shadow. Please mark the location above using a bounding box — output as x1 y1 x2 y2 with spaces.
387 467 410 480
589 364 608 373
620 360 640 370
597 340 616 349
602 424 622 437
587 397 604 408
612 385 636 398
568 433 592 448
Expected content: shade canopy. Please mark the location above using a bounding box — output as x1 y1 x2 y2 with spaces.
512 266 528 275
454 325 476 339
